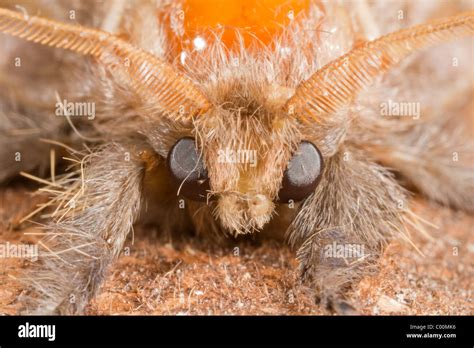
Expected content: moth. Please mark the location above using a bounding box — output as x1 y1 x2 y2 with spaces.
0 0 472 314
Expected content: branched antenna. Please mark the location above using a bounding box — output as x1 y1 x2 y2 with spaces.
0 8 211 119
285 12 474 123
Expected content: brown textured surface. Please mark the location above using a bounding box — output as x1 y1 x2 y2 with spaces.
0 184 472 315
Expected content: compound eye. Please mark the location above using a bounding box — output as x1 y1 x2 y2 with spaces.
278 141 324 203
167 137 210 201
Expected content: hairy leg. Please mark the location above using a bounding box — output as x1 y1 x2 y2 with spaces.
287 149 408 312
23 143 145 314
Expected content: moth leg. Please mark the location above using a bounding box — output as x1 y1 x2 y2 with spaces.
287 150 407 313
295 228 375 314
23 143 146 314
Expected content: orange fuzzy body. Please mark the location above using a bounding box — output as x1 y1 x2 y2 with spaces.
177 0 311 48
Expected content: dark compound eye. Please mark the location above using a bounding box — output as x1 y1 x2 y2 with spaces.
167 137 210 201
278 141 324 203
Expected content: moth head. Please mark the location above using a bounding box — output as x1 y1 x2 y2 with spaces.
164 4 474 234
167 135 324 195
1 8 471 235
165 101 325 235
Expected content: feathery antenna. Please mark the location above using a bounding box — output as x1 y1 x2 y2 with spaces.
285 12 474 123
0 7 211 119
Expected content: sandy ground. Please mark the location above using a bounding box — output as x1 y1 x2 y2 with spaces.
0 183 472 315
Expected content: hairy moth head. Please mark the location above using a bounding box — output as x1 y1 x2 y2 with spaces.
0 6 472 236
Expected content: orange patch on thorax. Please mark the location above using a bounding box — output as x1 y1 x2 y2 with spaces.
177 0 311 49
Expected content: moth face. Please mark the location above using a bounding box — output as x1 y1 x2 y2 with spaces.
166 114 324 234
